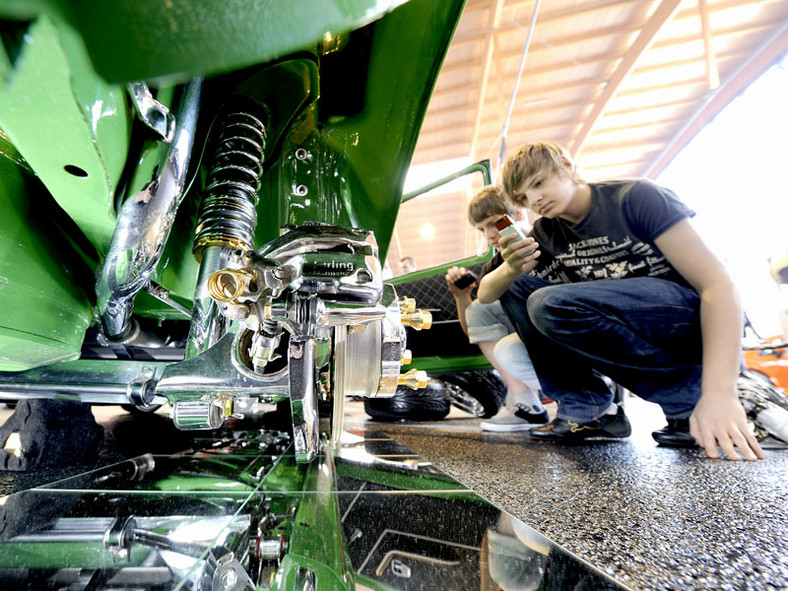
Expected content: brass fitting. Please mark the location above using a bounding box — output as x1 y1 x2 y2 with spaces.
207 268 258 303
399 296 416 313
401 309 432 330
398 368 428 389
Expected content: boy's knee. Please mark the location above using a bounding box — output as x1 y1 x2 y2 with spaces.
526 286 577 334
493 338 511 363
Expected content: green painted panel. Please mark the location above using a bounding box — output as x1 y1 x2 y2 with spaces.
322 0 466 260
405 354 492 374
51 0 414 84
0 157 93 371
0 16 129 251
275 460 355 590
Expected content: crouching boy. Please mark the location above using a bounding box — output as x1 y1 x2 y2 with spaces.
446 186 547 431
478 141 763 461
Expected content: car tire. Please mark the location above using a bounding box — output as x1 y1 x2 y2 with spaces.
364 382 451 421
436 369 506 418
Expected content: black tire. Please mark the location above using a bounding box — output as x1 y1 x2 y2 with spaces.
364 382 451 421
436 369 506 418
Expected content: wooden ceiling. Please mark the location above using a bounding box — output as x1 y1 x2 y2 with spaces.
387 0 788 274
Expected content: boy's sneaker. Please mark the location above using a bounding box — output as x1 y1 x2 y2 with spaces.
480 404 550 432
527 404 631 442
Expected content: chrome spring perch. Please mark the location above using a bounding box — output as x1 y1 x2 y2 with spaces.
193 108 267 260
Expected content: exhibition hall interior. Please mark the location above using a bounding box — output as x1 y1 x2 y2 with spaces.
0 1 787 589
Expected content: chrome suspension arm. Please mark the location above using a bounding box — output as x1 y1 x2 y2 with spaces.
96 78 203 341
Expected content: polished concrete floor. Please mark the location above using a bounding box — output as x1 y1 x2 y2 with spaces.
1 397 786 590
345 396 788 591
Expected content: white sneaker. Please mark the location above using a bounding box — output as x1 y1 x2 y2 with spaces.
480 404 550 432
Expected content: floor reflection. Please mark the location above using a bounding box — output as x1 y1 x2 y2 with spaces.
0 417 632 590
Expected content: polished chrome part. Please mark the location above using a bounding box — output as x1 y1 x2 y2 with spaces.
192 109 266 260
257 536 286 561
294 567 316 589
10 515 254 590
165 225 426 452
210 552 256 591
209 227 404 376
188 226 426 458
96 78 203 341
126 364 160 410
333 323 381 400
127 81 175 141
186 247 235 358
104 516 136 561
331 388 345 447
288 336 318 463
0 360 168 406
249 318 282 372
12 517 120 544
145 282 192 317
159 331 289 402
332 285 407 399
738 371 788 442
10 515 245 555
170 399 224 430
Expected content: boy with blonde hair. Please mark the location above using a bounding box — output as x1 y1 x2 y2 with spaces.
479 141 763 461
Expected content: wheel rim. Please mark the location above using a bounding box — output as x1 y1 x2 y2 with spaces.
445 386 485 417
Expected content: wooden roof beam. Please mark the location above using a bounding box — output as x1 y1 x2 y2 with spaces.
569 0 683 158
469 0 506 161
698 0 720 89
453 0 640 43
644 18 788 178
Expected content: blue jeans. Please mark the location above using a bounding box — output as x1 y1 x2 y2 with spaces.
500 276 702 421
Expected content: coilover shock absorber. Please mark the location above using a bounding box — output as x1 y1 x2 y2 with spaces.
186 100 267 358
193 102 266 260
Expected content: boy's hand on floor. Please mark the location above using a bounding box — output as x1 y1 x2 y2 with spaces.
690 395 765 461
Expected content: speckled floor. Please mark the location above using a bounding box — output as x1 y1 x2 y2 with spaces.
1 398 786 590
345 396 788 591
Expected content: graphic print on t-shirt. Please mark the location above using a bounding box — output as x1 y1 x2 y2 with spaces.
528 179 694 286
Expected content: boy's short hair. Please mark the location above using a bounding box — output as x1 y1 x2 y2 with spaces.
501 141 584 204
468 185 516 225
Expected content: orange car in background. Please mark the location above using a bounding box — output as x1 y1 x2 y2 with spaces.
743 337 788 393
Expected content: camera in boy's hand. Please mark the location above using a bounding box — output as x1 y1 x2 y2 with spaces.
494 215 536 256
453 271 478 289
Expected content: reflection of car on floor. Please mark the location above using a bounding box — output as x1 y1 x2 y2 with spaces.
0 427 633 590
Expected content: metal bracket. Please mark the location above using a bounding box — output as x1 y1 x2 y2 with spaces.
127 81 175 142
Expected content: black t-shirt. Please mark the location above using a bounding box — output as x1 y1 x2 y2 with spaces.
479 251 504 281
528 179 694 286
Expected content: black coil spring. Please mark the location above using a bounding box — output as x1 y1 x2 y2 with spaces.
193 107 266 258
